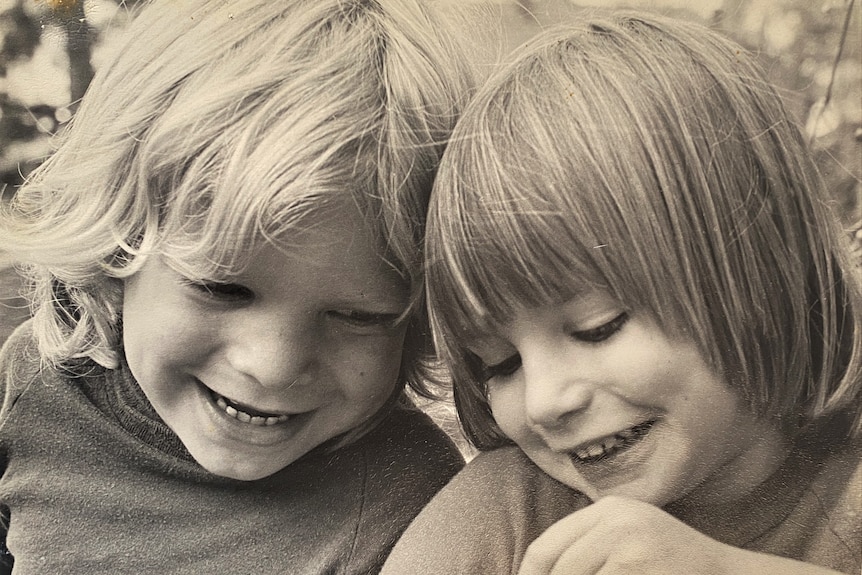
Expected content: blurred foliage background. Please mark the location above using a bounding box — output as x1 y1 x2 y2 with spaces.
1 0 860 227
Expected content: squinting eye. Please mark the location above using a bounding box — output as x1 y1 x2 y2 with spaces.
470 352 522 383
329 309 401 329
570 312 629 343
187 281 254 301
486 354 522 380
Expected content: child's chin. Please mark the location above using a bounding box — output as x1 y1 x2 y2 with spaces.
187 444 301 481
198 456 290 481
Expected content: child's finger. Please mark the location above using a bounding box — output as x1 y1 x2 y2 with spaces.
517 501 607 575
517 497 662 575
544 538 609 575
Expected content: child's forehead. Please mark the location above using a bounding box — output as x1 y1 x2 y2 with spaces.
263 200 388 257
163 196 396 277
253 235 408 295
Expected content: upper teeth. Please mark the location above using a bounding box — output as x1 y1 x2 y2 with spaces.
571 421 653 462
215 396 289 426
573 436 624 461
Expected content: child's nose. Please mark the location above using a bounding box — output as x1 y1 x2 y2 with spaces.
225 317 314 390
522 349 592 428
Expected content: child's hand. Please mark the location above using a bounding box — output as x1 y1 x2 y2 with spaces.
517 496 844 575
516 496 725 575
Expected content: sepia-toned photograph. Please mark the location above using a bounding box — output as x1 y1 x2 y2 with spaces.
0 0 860 573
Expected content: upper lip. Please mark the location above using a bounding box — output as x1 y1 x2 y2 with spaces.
218 394 293 418
198 379 299 417
554 419 656 453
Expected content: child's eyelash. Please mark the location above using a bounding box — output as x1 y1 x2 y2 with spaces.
329 309 402 328
469 312 629 382
482 354 522 381
570 312 629 343
467 351 522 383
182 280 253 300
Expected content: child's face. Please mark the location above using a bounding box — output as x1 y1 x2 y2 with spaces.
468 290 785 507
121 202 408 481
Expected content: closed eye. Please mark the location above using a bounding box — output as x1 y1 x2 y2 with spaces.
184 280 254 301
328 309 402 330
472 352 522 382
570 312 629 343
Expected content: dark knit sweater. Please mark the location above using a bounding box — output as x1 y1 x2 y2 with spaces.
382 429 861 574
0 321 463 574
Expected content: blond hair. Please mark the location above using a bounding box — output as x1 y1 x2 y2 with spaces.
3 0 477 396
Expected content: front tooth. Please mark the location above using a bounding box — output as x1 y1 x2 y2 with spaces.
217 397 228 410
250 416 266 426
237 411 252 423
226 405 238 417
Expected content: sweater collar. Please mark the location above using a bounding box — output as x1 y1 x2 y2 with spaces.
96 359 194 461
88 357 401 472
664 425 835 548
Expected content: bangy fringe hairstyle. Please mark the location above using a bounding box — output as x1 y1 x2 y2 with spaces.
2 0 476 395
426 12 862 449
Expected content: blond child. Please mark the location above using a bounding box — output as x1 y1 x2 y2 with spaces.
0 0 476 572
383 11 862 575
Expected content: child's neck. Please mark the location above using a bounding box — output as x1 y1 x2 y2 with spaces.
666 424 858 550
674 421 790 511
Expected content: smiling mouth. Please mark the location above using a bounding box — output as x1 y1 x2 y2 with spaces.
568 420 656 464
208 390 291 427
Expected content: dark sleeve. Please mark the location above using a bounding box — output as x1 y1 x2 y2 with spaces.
0 320 39 423
0 446 9 574
346 406 465 574
0 323 33 575
380 446 589 575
